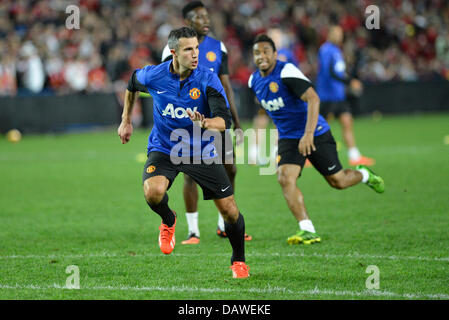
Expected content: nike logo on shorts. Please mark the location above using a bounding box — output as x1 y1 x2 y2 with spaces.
157 90 166 94
221 186 230 192
328 165 336 171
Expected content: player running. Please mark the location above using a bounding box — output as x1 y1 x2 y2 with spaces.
316 25 375 166
118 27 249 278
248 34 384 245
161 1 251 244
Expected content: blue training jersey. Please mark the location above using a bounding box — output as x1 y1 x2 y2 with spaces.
316 42 346 102
135 61 230 158
249 60 329 140
162 35 228 76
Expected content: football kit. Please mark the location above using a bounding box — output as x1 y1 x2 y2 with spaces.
162 36 234 164
249 60 342 175
316 41 351 117
127 61 234 199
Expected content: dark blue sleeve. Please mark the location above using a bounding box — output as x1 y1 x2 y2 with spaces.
206 73 231 129
135 65 155 88
127 70 148 93
208 73 230 109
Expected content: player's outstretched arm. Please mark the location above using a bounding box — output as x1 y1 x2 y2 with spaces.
298 87 320 156
118 89 137 144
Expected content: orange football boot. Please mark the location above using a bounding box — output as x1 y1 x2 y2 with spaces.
158 215 176 254
349 156 375 166
230 261 250 278
181 234 200 245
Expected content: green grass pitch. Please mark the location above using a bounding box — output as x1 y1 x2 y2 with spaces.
0 113 448 300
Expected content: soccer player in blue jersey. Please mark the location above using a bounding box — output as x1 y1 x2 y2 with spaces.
249 34 384 244
118 27 249 278
317 25 375 167
161 1 251 245
249 27 301 166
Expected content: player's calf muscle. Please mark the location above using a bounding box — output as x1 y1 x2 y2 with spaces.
215 196 239 222
325 169 361 189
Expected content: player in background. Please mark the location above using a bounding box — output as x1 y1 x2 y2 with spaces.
316 25 375 166
249 34 384 244
118 27 249 278
249 27 299 166
162 1 251 244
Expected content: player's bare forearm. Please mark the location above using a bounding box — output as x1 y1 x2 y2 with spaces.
301 87 320 135
203 117 226 131
121 89 138 123
299 87 319 155
118 89 137 144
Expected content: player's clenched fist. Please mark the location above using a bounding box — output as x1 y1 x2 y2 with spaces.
118 119 133 144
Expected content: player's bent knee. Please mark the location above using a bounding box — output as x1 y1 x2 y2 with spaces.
278 174 295 189
216 197 239 223
327 177 345 190
144 184 166 204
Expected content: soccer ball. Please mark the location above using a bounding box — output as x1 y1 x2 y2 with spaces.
6 129 22 143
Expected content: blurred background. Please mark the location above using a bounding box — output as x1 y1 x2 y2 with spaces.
1 0 449 134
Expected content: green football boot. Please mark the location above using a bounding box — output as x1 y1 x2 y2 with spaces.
287 230 321 245
356 165 385 193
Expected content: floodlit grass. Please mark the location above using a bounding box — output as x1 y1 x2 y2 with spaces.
0 113 448 299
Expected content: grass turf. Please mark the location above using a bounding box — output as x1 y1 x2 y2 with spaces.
0 113 448 300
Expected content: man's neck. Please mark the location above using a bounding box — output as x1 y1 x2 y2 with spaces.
197 34 206 44
171 59 192 81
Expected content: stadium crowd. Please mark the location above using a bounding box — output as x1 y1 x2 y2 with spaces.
0 0 448 96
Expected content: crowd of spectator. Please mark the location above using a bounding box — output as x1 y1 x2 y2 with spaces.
0 0 448 97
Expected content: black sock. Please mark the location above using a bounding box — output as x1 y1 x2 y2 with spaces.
224 212 245 264
147 193 175 227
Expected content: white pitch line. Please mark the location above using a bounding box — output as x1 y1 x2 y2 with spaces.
0 251 448 262
0 283 448 300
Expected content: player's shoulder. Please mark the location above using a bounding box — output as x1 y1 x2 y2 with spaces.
204 35 227 53
194 64 218 81
320 42 337 54
137 62 169 81
204 35 220 45
147 61 168 74
248 70 262 88
280 62 310 82
196 64 214 74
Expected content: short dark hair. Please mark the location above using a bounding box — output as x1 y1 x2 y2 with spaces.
168 27 198 52
182 1 205 19
253 34 277 52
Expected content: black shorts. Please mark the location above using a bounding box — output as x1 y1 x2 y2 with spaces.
277 130 343 176
142 151 234 200
320 101 351 118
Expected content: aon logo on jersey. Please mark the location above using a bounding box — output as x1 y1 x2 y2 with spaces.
261 97 285 112
162 104 198 119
